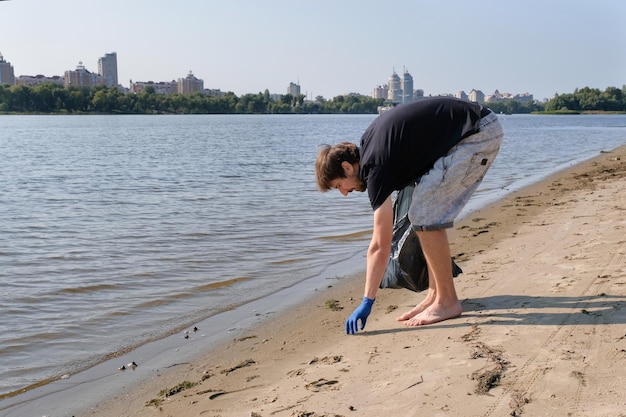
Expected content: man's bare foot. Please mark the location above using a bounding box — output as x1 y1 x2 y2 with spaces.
403 301 462 326
396 291 436 322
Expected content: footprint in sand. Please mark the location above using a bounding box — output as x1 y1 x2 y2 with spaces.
305 378 340 392
308 355 343 365
287 368 306 377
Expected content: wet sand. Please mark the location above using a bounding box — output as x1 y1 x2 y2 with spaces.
14 145 626 417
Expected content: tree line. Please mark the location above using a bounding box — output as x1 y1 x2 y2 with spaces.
543 86 626 113
0 83 384 114
1 83 625 114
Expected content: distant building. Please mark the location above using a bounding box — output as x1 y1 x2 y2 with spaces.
485 89 508 102
17 74 64 87
485 90 534 103
98 52 118 87
130 79 178 94
64 62 101 87
371 84 388 99
400 69 413 103
203 88 225 96
513 92 534 102
468 89 485 103
372 71 534 104
380 68 414 103
0 53 16 86
178 71 203 94
387 71 401 102
287 81 301 96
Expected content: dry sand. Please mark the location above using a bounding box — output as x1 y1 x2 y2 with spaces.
81 146 626 417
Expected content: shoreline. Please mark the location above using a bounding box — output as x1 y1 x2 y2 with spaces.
2 145 625 417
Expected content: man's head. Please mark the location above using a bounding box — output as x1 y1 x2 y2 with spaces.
315 142 365 196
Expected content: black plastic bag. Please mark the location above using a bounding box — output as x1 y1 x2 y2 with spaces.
380 185 463 293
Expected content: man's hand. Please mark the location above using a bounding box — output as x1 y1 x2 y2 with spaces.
346 297 375 335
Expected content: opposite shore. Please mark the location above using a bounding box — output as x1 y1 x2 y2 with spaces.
2 144 625 417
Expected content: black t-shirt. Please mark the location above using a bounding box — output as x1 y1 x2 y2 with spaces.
359 97 484 210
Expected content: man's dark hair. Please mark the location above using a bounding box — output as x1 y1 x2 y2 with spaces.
315 142 360 191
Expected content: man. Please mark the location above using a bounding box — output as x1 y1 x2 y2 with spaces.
315 97 503 334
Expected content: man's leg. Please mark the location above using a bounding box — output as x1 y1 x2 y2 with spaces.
395 276 435 321
400 111 502 326
400 229 462 326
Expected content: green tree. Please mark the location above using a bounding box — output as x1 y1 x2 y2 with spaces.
32 83 63 112
0 84 10 112
64 87 91 112
9 85 34 112
136 88 160 113
600 87 623 111
92 87 125 113
52 86 70 112
268 100 291 114
281 93 293 106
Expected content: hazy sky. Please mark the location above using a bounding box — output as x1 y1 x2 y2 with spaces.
1 0 624 101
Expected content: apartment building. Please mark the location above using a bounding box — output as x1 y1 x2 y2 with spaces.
17 74 64 87
98 52 118 87
375 69 415 103
64 62 101 87
287 81 300 96
0 53 16 86
178 71 203 94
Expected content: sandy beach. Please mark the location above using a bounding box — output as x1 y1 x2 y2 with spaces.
79 145 626 417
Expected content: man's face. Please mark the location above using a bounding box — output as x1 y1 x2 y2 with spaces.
329 163 365 196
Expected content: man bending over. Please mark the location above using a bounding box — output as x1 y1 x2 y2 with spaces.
315 97 503 334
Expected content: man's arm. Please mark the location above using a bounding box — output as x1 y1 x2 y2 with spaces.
345 195 394 334
364 195 394 299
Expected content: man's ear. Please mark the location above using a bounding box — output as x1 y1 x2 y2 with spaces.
341 161 354 176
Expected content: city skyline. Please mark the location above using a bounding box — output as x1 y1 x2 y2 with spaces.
1 1 625 101
1 51 535 101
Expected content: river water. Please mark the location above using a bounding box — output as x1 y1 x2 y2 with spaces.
1 113 625 399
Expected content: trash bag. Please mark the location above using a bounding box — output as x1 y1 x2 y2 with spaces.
380 184 463 293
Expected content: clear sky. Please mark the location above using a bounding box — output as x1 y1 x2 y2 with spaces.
1 0 624 101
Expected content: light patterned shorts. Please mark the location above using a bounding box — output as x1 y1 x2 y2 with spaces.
408 111 503 231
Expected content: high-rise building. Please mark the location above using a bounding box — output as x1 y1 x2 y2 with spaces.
384 68 415 103
178 71 203 94
287 82 300 96
387 71 401 102
98 52 118 87
64 62 100 87
401 69 413 103
0 53 16 86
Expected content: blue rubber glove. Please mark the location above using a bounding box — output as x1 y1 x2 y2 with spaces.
346 296 375 335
